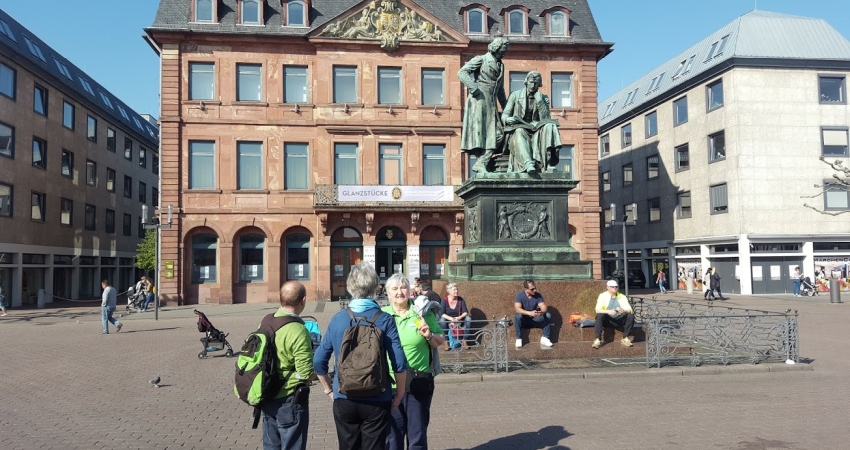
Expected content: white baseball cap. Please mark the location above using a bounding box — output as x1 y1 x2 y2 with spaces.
606 279 619 287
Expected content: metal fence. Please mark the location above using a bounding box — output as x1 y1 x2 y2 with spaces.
632 298 799 368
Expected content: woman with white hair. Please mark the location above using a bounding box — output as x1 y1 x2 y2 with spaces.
439 282 472 350
382 273 444 450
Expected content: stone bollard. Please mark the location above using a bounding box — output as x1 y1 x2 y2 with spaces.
686 276 694 294
829 279 843 303
37 289 46 309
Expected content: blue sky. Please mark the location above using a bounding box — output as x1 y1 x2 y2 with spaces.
2 0 848 118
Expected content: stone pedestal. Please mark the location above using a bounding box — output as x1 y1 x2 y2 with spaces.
449 173 593 281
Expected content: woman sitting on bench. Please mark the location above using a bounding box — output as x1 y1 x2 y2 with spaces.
439 283 472 350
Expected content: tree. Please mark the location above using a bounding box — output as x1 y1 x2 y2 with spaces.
802 157 850 216
135 229 157 272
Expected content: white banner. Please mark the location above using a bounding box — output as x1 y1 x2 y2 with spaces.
407 245 420 286
363 246 376 269
338 185 455 203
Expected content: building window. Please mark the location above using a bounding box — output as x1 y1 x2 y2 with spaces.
153 153 159 174
87 115 97 142
123 213 131 236
194 0 214 22
192 234 218 283
709 131 726 162
378 67 402 105
84 204 96 230
33 85 48 116
507 9 527 35
548 11 568 36
32 137 46 170
106 128 115 152
60 198 72 226
647 155 659 179
707 79 724 111
334 143 358 184
124 137 132 161
379 144 402 185
554 145 574 178
105 209 115 234
106 168 115 192
551 73 573 108
284 66 308 103
603 207 612 228
0 123 13 159
825 182 850 210
333 66 357 103
86 160 96 186
509 71 528 94
649 197 661 222
678 192 691 219
139 147 146 168
621 123 632 148
600 134 610 156
139 181 147 203
62 101 74 129
189 62 215 100
819 75 846 104
61 149 73 179
421 69 445 105
0 182 11 217
286 233 310 280
624 203 636 223
676 143 690 172
423 144 445 186
285 0 306 26
622 164 633 187
710 184 728 214
601 171 610 192
237 141 263 190
79 77 94 96
0 62 14 99
239 234 265 282
152 187 159 207
236 64 262 102
284 143 309 190
822 128 849 156
673 96 688 126
189 141 216 189
645 111 657 137
241 0 260 24
466 154 477 180
467 8 485 34
124 175 132 199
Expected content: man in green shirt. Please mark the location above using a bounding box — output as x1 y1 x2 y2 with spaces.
261 281 315 450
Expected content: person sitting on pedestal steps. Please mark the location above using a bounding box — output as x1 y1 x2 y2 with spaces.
592 279 634 349
514 280 553 348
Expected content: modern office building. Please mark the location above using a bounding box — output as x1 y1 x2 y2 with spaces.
144 0 611 303
598 10 850 295
0 9 159 306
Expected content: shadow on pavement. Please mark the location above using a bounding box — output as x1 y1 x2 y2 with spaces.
121 327 180 333
447 425 572 450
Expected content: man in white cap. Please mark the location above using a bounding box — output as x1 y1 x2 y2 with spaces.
592 279 634 349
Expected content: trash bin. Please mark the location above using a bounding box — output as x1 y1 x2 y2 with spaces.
829 279 843 303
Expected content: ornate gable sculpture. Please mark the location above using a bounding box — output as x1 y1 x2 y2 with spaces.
319 0 447 52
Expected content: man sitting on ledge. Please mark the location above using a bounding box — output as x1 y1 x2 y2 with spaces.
593 280 634 349
514 280 554 348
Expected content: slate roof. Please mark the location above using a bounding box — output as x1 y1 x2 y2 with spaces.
148 0 606 45
598 10 850 128
0 8 159 146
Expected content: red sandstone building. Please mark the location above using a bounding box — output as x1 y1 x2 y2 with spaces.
144 0 610 303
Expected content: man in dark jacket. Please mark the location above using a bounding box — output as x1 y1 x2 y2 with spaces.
710 268 727 300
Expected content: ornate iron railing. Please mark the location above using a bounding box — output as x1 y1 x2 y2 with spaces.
632 298 799 368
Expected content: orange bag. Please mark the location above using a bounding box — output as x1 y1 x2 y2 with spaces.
568 312 584 325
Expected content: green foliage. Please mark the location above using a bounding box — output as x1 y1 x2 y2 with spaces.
135 229 157 271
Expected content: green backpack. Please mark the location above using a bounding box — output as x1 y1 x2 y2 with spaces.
234 313 303 429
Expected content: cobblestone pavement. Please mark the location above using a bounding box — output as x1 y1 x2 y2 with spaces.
0 291 848 449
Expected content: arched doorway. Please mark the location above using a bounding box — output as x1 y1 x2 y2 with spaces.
330 227 363 301
420 226 449 280
375 226 406 284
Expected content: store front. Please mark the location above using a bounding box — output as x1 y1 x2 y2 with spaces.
331 227 363 301
375 226 406 284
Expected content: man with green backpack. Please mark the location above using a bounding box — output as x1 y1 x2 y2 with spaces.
234 281 315 450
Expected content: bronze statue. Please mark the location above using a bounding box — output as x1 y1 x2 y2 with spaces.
501 71 562 173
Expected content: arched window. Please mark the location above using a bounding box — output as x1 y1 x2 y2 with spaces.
239 233 265 282
242 0 260 25
195 0 214 22
507 10 527 35
549 11 567 36
467 8 485 34
286 1 306 27
192 234 218 284
286 233 310 280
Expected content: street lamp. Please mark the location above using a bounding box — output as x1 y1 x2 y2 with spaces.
611 202 637 298
142 204 173 320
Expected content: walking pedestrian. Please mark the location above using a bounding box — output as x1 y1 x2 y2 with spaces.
656 269 667 294
703 268 715 300
101 280 122 334
792 266 803 297
0 283 8 316
710 268 727 300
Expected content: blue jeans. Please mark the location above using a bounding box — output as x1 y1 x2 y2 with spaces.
438 316 472 344
658 281 666 293
514 312 551 339
101 306 120 333
793 279 801 296
386 377 434 450
142 294 155 311
261 394 308 450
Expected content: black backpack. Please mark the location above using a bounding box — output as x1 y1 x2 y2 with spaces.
234 313 303 429
337 309 389 398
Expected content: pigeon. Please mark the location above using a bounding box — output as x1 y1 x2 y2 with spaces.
149 376 161 388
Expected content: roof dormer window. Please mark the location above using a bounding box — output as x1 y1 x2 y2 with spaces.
240 0 261 25
461 5 488 34
540 7 570 37
284 0 309 27
505 8 529 35
194 0 215 23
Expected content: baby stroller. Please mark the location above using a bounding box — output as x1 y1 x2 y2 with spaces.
194 310 234 359
300 315 322 350
800 277 818 297
125 285 146 313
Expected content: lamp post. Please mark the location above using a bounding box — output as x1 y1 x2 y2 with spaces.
611 203 637 298
142 204 173 320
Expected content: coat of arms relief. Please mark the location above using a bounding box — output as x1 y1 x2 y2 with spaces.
319 0 447 52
